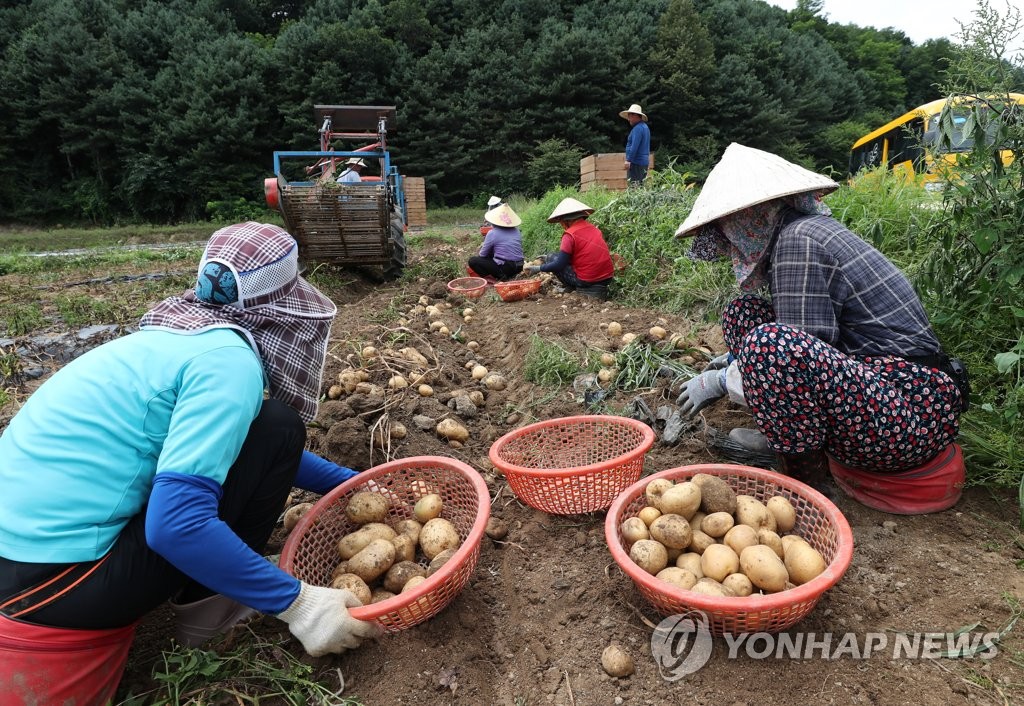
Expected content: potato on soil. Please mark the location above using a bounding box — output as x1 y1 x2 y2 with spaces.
649 514 692 550
600 352 616 367
656 567 698 591
391 533 416 563
345 491 389 525
483 374 507 391
607 322 623 337
436 418 469 443
700 544 740 583
645 479 674 508
722 573 754 597
740 545 789 593
330 573 371 605
283 502 314 533
622 333 637 345
348 538 397 584
337 523 397 559
675 552 704 578
471 364 489 380
629 539 669 575
383 560 428 593
649 326 667 340
620 517 650 544
371 589 397 604
700 511 734 538
784 541 827 585
735 495 777 532
766 496 797 533
601 645 634 678
723 524 759 556
485 516 509 540
420 518 460 559
637 506 662 527
394 519 422 544
414 493 444 523
656 482 701 519
427 547 457 576
692 473 737 515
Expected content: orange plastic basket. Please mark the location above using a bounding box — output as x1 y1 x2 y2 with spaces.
494 278 541 302
280 456 490 634
446 277 488 298
489 415 655 514
605 463 854 635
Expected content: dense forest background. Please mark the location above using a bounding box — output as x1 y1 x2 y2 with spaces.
0 0 972 222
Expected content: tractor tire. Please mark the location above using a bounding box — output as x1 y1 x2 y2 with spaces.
382 215 407 279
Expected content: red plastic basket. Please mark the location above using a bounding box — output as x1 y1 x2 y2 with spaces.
447 277 488 298
281 456 490 633
489 415 655 514
494 278 541 302
605 463 854 635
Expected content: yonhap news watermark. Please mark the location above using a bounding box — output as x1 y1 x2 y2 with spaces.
651 612 1001 681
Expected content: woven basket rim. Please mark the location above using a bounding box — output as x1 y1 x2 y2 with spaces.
280 455 490 621
489 415 655 478
605 463 854 618
447 277 488 292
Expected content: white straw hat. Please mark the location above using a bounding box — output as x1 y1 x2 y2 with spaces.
547 198 595 223
484 203 522 228
618 103 648 121
346 157 367 167
674 143 839 238
487 195 503 208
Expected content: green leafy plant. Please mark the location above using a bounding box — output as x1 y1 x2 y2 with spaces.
613 340 698 391
526 138 585 197
2 303 45 336
524 335 582 387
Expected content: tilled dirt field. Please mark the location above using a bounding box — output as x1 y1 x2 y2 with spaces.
4 227 1022 705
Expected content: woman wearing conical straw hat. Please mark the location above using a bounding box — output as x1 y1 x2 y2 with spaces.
524 197 615 299
673 144 969 514
468 203 525 281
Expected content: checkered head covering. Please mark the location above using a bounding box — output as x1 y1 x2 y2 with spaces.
140 222 337 422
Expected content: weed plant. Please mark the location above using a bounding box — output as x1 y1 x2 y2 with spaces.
524 335 582 387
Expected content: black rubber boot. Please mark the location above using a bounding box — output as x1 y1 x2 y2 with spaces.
775 449 839 501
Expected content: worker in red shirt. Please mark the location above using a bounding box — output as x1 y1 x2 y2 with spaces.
525 198 615 299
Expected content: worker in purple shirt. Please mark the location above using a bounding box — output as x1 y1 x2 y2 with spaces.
467 203 525 281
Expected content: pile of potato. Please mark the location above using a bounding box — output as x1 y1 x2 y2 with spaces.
328 489 462 605
621 474 828 598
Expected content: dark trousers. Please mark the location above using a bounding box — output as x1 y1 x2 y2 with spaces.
0 400 304 629
468 255 523 281
627 163 648 184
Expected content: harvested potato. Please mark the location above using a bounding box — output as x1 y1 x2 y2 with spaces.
330 573 371 605
656 567 698 591
389 422 407 440
781 534 807 554
665 546 684 562
675 552 704 578
601 645 635 678
485 517 509 540
283 502 314 533
414 493 444 523
600 352 616 366
740 545 789 592
467 341 480 351
701 511 734 538
597 368 616 383
688 530 716 554
645 479 674 508
330 560 350 581
649 514 692 550
429 320 444 332
483 374 507 391
723 524 759 556
471 364 489 380
607 322 623 337
735 495 777 532
337 523 397 560
346 492 389 525
784 541 827 585
328 385 343 399
620 517 650 544
394 519 422 544
690 578 736 597
622 333 637 345
722 573 754 597
692 473 738 515
388 375 408 390
436 418 470 442
629 539 669 575
649 326 667 340
348 538 397 583
371 589 396 604
637 506 662 527
700 544 740 583
383 560 428 593
427 548 457 576
391 533 416 563
361 346 378 359
766 496 797 533
418 384 434 397
757 529 785 559
689 511 706 533
420 518 460 559
656 482 701 519
401 575 427 593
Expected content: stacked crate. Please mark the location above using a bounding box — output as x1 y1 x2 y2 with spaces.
579 153 655 192
403 177 427 228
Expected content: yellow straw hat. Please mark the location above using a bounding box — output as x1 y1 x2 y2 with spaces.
618 103 648 121
484 203 522 228
546 198 594 223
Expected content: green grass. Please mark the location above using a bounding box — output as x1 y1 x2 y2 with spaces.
2 302 44 336
0 223 213 253
401 255 462 282
523 335 583 387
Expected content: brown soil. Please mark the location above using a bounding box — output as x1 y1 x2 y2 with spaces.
16 227 1023 705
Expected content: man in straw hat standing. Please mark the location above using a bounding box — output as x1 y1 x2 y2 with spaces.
336 157 367 183
468 203 525 281
0 223 377 703
620 103 650 186
673 144 970 513
525 197 615 299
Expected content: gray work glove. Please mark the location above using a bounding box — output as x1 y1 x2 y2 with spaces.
276 583 380 657
524 265 541 274
705 352 732 370
676 369 726 417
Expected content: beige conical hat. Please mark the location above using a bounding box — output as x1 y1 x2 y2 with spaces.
619 103 648 121
346 157 367 167
484 203 522 227
674 143 839 238
547 197 595 223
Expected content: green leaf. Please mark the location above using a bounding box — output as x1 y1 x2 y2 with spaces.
972 228 998 254
994 351 1021 374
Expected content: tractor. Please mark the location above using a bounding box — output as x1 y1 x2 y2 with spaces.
264 104 407 278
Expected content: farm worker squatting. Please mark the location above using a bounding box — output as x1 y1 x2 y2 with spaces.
673 144 970 514
467 203 525 282
0 222 377 704
525 197 615 300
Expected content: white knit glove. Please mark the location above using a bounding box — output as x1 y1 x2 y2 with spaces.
275 583 379 657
